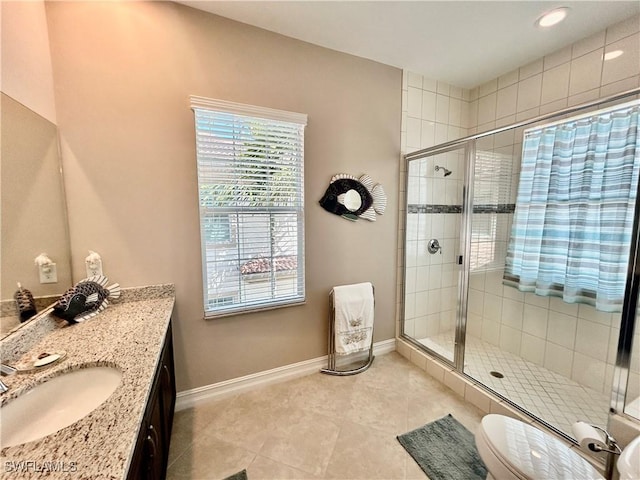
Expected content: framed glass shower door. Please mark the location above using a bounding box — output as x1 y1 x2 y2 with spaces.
403 143 468 364
402 89 640 443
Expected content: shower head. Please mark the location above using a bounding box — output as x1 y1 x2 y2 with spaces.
435 165 452 177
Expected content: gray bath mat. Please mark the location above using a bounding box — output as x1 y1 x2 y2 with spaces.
397 414 487 480
223 469 247 480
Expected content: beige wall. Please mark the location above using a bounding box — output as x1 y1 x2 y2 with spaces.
45 1 401 391
0 1 57 123
1 1 72 302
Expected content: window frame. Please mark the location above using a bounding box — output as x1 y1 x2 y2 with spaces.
191 96 307 318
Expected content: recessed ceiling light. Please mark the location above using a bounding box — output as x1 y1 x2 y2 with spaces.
604 50 624 61
536 7 570 28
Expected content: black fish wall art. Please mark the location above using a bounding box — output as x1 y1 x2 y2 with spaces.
319 173 387 221
52 275 121 324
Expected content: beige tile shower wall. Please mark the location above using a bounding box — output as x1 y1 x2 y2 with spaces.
402 72 470 153
399 72 471 340
468 14 640 134
465 14 640 395
404 210 460 340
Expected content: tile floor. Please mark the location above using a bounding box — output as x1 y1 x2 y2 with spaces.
418 333 609 436
166 352 485 480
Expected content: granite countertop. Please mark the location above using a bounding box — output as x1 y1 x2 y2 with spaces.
0 315 21 338
0 285 175 479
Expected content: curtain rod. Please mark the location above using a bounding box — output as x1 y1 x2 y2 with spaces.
405 87 640 162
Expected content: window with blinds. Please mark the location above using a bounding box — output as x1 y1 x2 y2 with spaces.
191 96 307 317
470 149 514 272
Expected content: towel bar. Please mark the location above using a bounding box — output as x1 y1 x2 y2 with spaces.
320 285 375 376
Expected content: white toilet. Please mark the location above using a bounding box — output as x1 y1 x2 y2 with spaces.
475 414 640 480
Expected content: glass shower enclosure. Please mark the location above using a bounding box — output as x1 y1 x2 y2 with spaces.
404 143 467 365
401 89 640 439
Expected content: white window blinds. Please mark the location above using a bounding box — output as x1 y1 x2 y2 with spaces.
470 149 513 272
191 96 307 317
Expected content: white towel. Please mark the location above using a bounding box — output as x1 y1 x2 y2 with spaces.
333 282 374 355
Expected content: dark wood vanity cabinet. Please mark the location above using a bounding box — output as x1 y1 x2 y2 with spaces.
127 321 176 480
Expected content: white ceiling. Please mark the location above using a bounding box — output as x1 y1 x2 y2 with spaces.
178 1 640 89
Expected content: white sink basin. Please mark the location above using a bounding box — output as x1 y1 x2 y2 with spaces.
0 366 122 448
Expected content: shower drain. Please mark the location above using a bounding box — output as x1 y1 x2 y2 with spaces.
490 371 505 378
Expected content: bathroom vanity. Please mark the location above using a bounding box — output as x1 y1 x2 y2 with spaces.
127 321 175 479
0 285 175 479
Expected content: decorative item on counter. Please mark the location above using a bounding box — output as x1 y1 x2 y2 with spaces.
52 275 121 324
85 250 103 277
11 351 67 373
33 352 65 368
319 173 387 222
14 282 37 322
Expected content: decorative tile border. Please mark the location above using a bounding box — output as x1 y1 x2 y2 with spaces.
408 203 515 214
408 204 462 214
473 204 516 214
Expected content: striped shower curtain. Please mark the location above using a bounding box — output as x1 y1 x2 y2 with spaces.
504 102 640 312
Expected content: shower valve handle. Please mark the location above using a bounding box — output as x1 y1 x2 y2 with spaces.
428 239 442 254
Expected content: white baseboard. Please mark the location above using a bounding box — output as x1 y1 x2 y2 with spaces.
175 338 396 411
